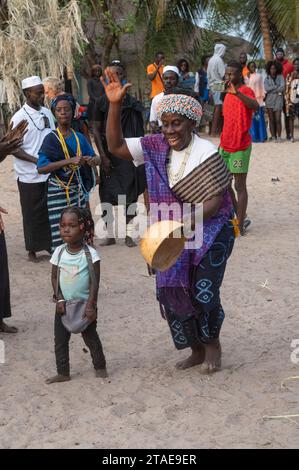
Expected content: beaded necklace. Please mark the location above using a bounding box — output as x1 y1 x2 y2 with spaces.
55 128 81 205
167 135 194 186
23 106 50 131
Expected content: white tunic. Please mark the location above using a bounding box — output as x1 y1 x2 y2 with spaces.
11 104 55 183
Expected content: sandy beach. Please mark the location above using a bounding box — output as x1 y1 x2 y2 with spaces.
0 136 299 449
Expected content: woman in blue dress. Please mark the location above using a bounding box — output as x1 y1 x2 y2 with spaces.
37 95 99 252
245 61 267 142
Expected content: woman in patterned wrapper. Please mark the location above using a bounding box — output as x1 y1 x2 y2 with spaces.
285 58 299 142
101 68 236 374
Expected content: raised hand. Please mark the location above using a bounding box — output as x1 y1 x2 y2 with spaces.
4 120 28 142
0 120 28 157
225 81 237 94
100 67 132 104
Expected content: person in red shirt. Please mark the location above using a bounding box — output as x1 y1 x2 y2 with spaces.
219 61 259 235
275 48 294 78
275 48 294 139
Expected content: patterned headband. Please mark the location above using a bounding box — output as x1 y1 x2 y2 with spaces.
157 94 202 124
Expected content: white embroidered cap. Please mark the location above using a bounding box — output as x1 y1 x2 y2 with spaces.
163 66 180 76
21 76 43 90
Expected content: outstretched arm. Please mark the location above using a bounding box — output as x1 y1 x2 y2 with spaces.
100 68 133 161
12 148 37 163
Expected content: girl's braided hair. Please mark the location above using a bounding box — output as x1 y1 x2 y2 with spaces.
60 206 90 231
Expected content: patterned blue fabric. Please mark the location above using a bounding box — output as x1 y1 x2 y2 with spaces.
47 178 86 252
249 106 267 143
162 221 235 348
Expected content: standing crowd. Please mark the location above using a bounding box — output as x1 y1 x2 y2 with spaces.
0 43 297 383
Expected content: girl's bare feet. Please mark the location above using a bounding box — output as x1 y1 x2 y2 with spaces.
95 368 108 378
176 343 205 370
200 339 222 374
45 374 71 384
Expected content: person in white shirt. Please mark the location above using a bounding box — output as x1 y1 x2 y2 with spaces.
207 43 226 136
11 76 55 262
149 65 179 133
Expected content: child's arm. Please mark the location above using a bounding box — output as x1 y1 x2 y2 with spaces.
51 264 65 315
85 260 100 321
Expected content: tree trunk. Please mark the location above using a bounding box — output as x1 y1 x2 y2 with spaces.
257 0 272 60
103 33 116 67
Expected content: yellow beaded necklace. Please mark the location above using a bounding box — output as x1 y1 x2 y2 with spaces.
55 128 82 206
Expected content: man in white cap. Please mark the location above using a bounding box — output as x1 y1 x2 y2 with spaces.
11 76 55 262
149 65 180 133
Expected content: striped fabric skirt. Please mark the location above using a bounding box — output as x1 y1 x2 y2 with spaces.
47 177 86 252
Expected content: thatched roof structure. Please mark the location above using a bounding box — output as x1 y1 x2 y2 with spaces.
0 0 87 111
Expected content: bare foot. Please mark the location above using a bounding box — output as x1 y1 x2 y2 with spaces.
176 344 205 370
45 374 71 384
200 339 222 374
28 251 38 263
95 368 108 378
0 321 18 333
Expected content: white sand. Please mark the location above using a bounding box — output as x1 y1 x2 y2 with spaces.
0 137 299 449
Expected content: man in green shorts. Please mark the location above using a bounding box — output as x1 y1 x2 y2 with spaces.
219 61 259 235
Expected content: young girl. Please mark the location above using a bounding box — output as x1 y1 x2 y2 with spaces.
46 207 107 384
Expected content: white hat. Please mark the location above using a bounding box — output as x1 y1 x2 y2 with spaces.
21 76 43 90
163 65 179 76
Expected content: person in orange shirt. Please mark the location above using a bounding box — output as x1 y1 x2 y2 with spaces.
147 51 165 98
240 51 249 78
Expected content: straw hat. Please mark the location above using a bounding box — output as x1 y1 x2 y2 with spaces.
140 220 185 272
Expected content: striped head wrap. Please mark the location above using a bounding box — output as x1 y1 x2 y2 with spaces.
157 94 202 124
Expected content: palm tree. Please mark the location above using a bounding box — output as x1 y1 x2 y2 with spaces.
257 0 272 60
220 0 299 59
145 0 299 61
266 0 299 51
241 0 299 59
138 0 233 64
